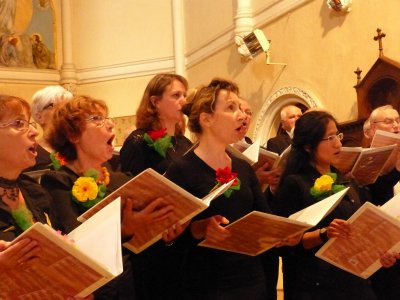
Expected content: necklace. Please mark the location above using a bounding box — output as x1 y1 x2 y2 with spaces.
69 164 110 186
0 187 19 202
97 167 110 186
0 177 19 202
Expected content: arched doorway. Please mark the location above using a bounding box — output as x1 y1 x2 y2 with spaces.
253 86 322 145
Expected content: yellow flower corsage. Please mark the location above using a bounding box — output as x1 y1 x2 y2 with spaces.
310 173 345 200
71 168 109 208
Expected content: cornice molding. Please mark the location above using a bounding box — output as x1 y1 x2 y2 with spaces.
186 26 235 69
0 57 175 85
0 68 60 84
77 57 175 84
253 0 313 28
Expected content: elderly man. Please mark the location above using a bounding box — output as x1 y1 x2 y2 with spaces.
363 105 400 300
266 105 302 154
366 105 400 205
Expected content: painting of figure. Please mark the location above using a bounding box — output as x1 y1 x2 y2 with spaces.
0 0 55 69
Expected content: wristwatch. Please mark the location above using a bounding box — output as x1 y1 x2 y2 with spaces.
319 227 329 243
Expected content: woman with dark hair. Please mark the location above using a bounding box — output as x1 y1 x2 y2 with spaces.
275 111 378 299
40 95 177 299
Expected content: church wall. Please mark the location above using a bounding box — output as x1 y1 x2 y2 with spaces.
70 0 175 116
70 0 174 69
184 0 234 53
185 0 400 139
77 75 154 118
0 0 175 118
2 0 400 130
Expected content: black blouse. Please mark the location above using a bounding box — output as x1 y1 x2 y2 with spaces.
165 150 270 294
40 166 131 234
0 174 52 241
120 128 193 176
275 164 375 295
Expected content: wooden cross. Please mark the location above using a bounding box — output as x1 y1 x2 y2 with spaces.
354 67 362 87
373 28 386 57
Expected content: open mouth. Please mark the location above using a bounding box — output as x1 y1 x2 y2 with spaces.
28 143 38 156
236 124 248 133
107 135 115 146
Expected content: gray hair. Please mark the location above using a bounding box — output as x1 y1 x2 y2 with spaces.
369 105 396 123
280 104 301 121
31 85 73 121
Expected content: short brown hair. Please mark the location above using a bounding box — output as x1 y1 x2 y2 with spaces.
135 73 188 131
47 95 108 161
182 78 239 135
0 94 30 122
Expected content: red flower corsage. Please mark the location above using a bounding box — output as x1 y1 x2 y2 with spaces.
143 128 173 158
215 167 241 198
50 151 67 170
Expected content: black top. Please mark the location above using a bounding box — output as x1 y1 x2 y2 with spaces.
40 166 135 299
0 174 52 241
275 164 375 296
120 128 193 176
266 132 291 155
367 168 400 206
165 150 270 294
41 166 131 233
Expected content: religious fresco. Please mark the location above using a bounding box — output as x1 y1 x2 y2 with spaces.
0 0 55 69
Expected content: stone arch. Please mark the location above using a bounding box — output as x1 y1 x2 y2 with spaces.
253 86 322 145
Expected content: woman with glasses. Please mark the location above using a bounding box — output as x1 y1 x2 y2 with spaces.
40 95 177 299
0 94 54 289
26 85 73 171
0 95 98 300
274 111 379 299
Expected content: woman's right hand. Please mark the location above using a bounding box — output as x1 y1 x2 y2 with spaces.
0 238 41 272
121 197 174 238
190 215 230 242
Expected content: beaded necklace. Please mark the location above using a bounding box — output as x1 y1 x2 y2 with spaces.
0 177 34 231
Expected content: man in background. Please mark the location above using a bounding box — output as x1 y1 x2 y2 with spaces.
265 105 302 154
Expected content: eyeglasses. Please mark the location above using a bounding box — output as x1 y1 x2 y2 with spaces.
321 132 344 143
86 115 113 127
243 109 252 117
373 118 400 125
0 119 37 131
42 102 54 111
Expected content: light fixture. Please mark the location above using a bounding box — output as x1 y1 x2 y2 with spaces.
327 0 352 13
235 29 269 60
235 29 286 66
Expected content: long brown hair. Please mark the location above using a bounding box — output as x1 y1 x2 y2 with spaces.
135 73 188 131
